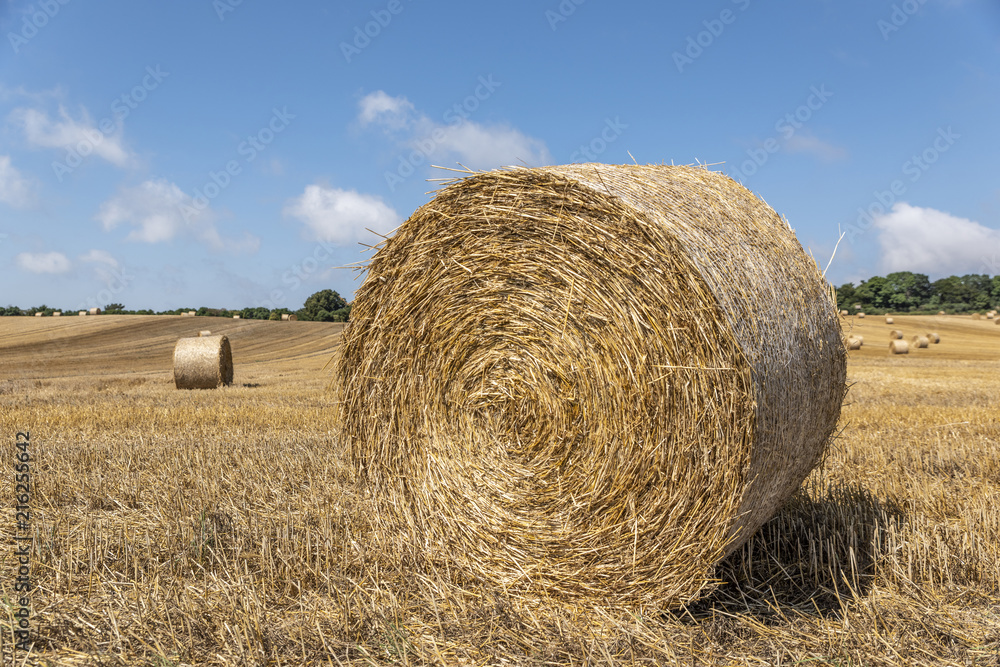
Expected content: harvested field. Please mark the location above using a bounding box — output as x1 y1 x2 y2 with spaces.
1 314 999 665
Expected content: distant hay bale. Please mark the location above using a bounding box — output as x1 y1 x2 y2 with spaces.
281 313 291 321
885 316 894 324
927 332 940 343
938 310 946 315
232 315 241 319
78 311 87 316
911 335 929 348
188 311 196 317
34 312 42 317
858 312 865 319
972 313 981 320
847 337 862 350
889 329 903 339
53 311 61 317
335 163 847 608
889 339 909 354
988 313 995 320
995 318 1000 326
287 313 297 321
173 335 233 389
840 309 848 316
854 335 864 344
89 307 100 315
198 330 212 337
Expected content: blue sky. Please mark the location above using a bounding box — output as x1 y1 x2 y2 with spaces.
1 0 999 311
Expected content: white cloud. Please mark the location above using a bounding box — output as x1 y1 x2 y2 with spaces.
79 249 120 268
357 90 552 170
283 184 399 245
875 202 1000 275
0 155 36 208
783 132 848 162
358 90 415 130
79 249 123 284
15 251 71 274
10 106 132 167
95 179 259 252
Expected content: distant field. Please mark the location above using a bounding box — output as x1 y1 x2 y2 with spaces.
1 314 998 665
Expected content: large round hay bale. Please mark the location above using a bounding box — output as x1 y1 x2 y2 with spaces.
854 334 864 344
335 164 847 608
889 329 903 339
988 313 995 320
995 318 1000 326
52 311 61 317
34 312 42 317
78 310 86 316
889 339 909 354
972 312 981 320
938 310 946 316
884 316 894 324
847 336 862 350
858 312 866 319
89 307 100 315
840 309 849 316
173 335 233 389
232 314 241 319
911 335 929 348
927 332 940 343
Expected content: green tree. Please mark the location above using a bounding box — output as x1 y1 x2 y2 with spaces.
302 290 348 322
854 276 890 310
836 283 857 311
884 272 931 311
104 303 125 314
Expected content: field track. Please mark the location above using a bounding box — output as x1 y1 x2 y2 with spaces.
0 315 345 382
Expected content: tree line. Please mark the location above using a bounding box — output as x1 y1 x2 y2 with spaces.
1 290 352 322
836 272 1000 313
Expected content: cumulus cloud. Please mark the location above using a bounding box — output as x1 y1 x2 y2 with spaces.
283 184 400 245
0 155 37 208
10 106 131 167
875 202 1000 275
357 90 552 171
15 251 71 274
783 132 849 162
95 179 259 252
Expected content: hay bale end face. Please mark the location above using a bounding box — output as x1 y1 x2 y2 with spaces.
911 335 930 348
335 164 847 608
927 332 940 343
890 329 903 339
885 316 894 324
889 339 909 354
173 335 233 389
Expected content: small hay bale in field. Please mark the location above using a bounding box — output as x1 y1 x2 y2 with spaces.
840 309 848 316
972 312 981 320
995 318 1000 326
889 339 909 354
889 329 903 339
927 332 940 343
938 310 946 315
911 335 929 348
287 313 297 321
52 311 61 317
885 316 894 324
232 315 241 319
173 335 233 389
198 330 212 337
335 163 847 608
854 334 863 344
188 310 196 316
89 307 100 315
847 337 862 350
78 310 86 316
34 312 42 317
988 313 995 320
858 312 866 318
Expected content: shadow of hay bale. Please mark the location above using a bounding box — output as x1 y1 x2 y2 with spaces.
675 484 902 621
